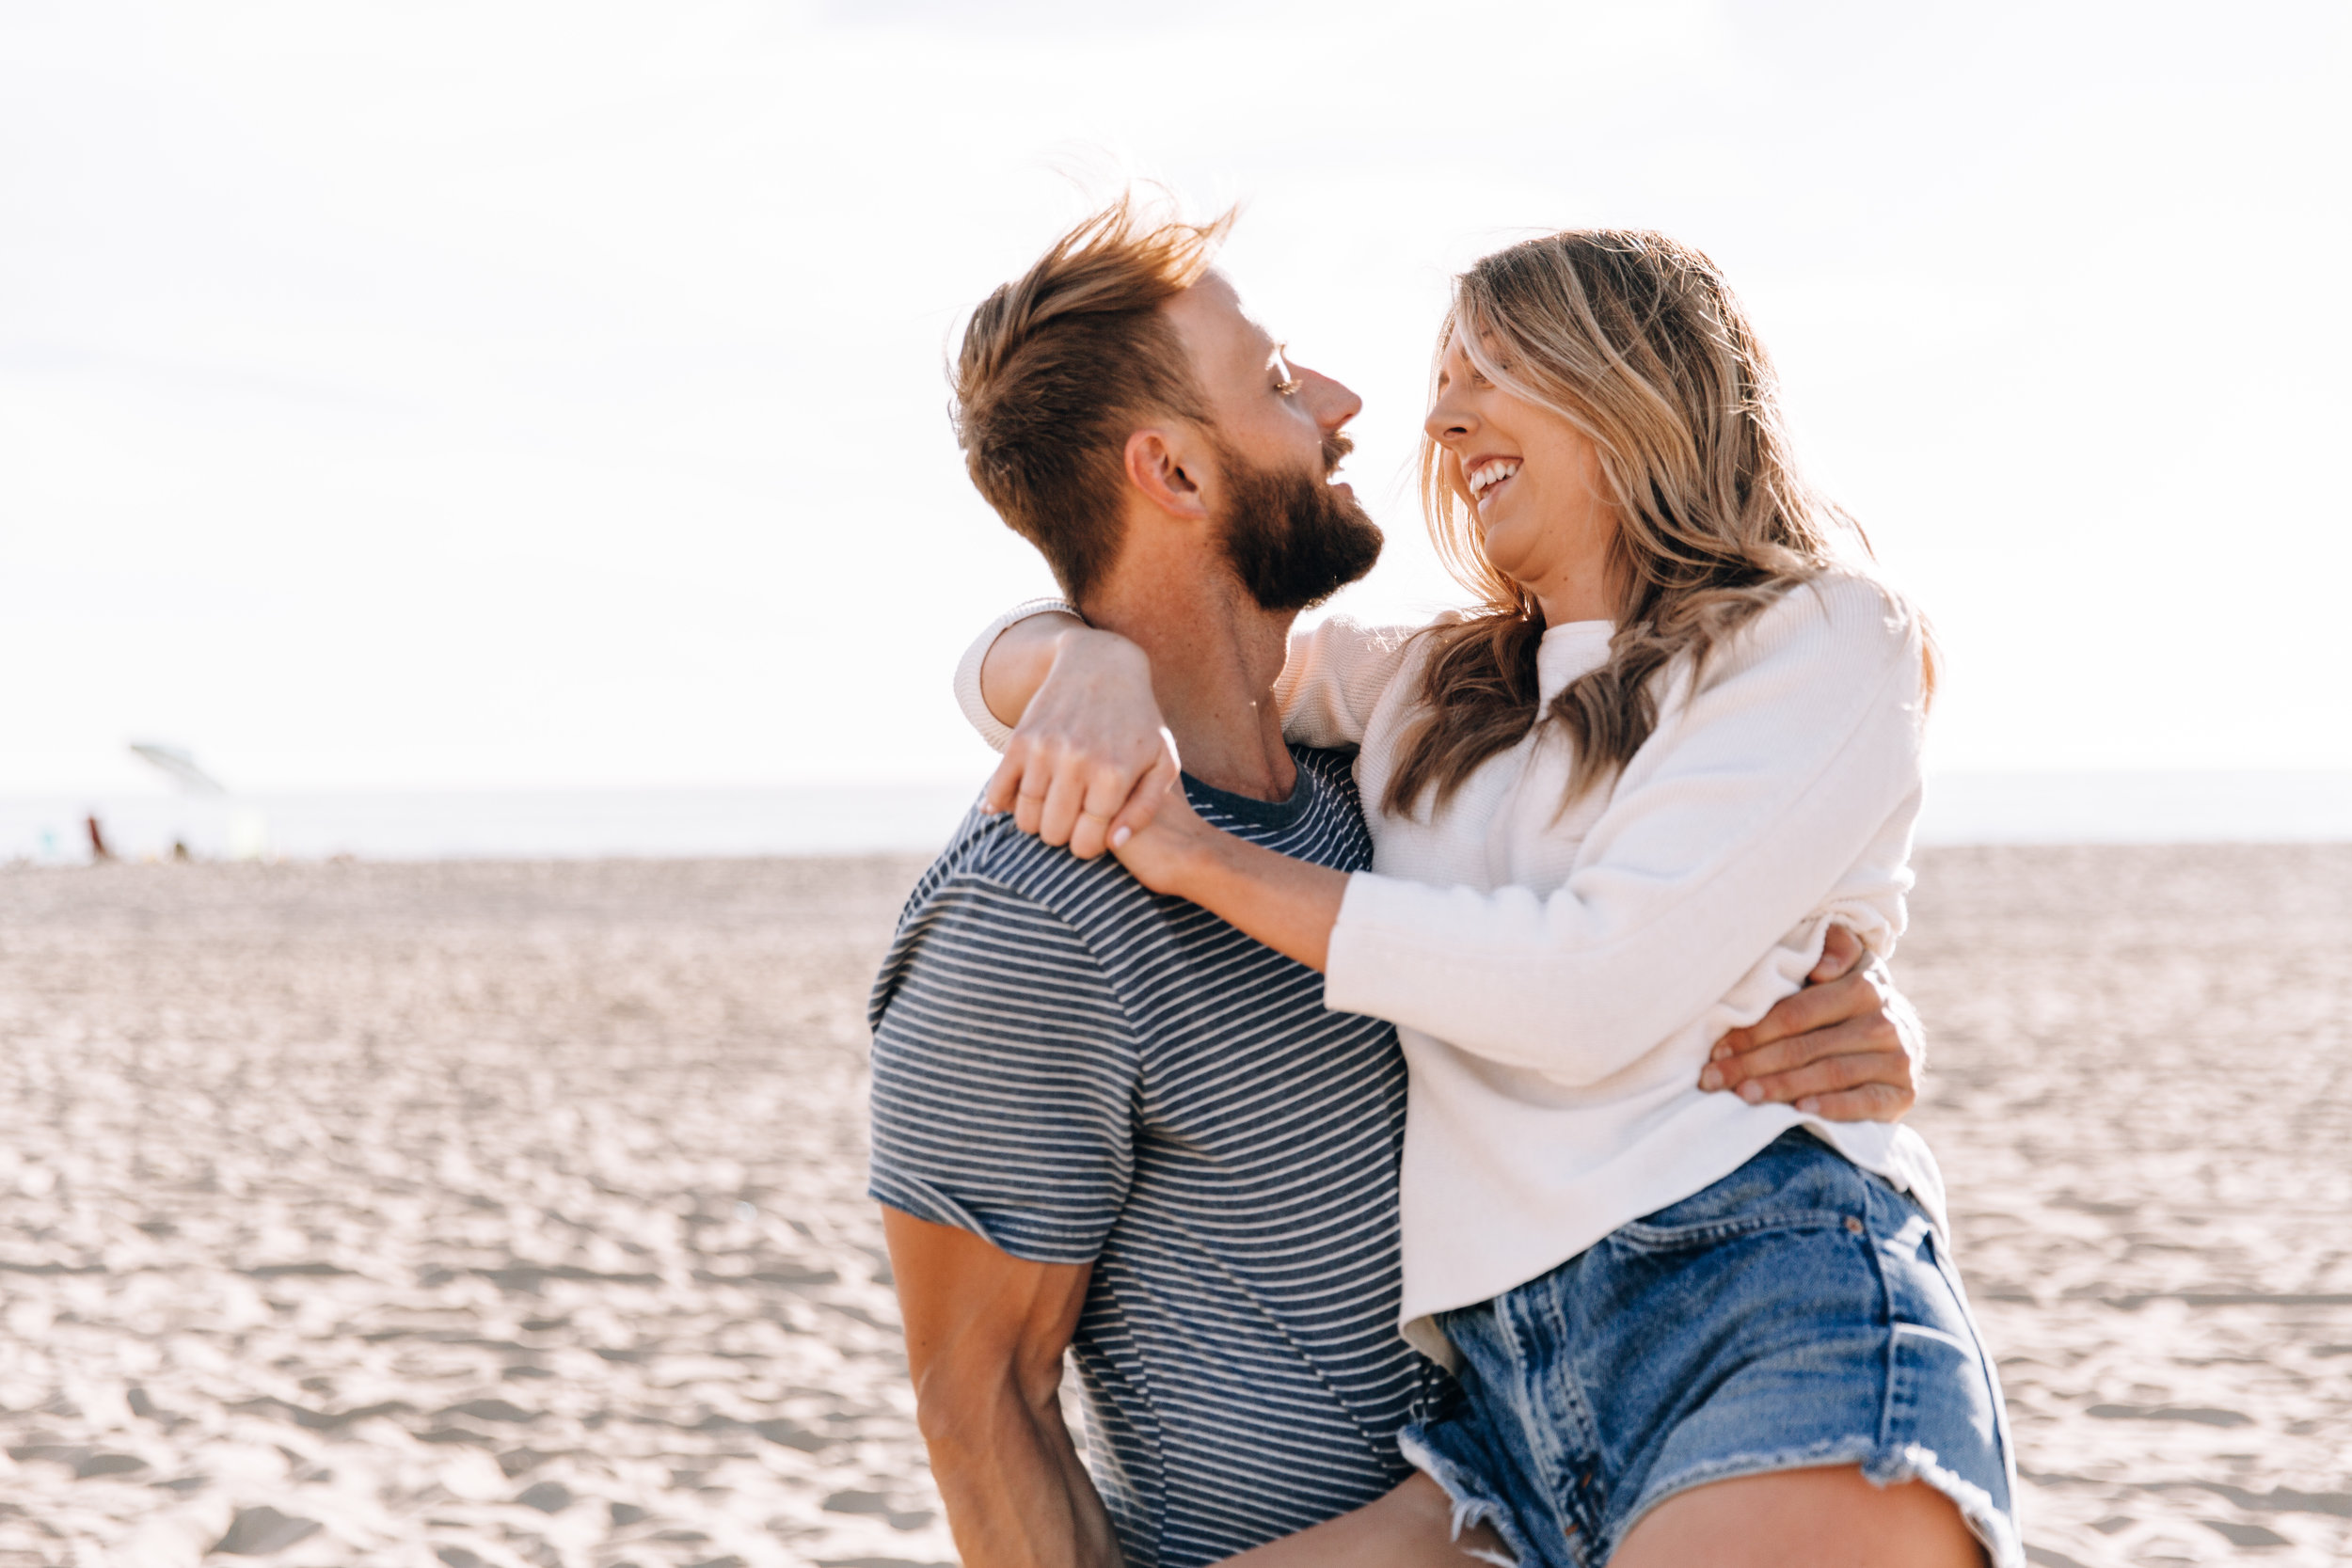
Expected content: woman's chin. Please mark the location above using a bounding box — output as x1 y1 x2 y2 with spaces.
1477 518 1538 582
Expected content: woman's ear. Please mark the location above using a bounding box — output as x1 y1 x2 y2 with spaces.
1124 428 1211 520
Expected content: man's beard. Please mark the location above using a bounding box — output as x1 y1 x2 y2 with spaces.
1214 436 1384 612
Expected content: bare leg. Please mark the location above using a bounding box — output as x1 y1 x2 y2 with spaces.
1610 1465 1983 1568
1217 1471 1508 1568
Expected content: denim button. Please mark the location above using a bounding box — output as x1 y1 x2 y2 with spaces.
1845 1216 1865 1235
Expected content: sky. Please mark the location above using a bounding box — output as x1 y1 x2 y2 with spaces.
3 0 2347 796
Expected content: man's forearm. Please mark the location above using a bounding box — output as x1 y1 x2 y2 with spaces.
920 1371 1120 1568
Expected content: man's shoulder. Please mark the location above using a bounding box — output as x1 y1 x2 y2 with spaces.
867 802 1158 1030
901 800 1158 930
872 753 1371 1032
864 815 1151 1271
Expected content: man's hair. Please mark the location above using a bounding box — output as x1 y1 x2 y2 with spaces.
952 193 1235 601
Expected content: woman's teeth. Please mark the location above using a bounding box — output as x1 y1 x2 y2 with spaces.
1468 460 1520 500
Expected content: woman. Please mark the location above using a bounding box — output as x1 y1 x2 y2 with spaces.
961 230 2017 1568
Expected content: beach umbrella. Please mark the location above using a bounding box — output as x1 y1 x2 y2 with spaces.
129 741 226 795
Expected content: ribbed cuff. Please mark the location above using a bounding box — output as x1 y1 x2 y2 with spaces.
1321 870 1396 1018
952 596 1084 752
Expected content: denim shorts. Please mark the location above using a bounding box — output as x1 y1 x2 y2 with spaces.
1400 1132 2020 1568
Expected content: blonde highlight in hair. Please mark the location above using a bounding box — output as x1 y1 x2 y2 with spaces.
952 191 1235 601
1387 230 1932 818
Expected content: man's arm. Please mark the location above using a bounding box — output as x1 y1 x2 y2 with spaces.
1702 924 1924 1119
883 1207 1121 1568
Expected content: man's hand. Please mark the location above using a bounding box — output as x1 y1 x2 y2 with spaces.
982 626 1181 861
1698 925 1924 1121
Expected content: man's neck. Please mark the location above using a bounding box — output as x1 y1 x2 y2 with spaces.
1082 563 1296 803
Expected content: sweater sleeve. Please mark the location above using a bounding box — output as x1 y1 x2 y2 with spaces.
1322 577 1927 1085
1270 616 1430 749
951 597 1085 754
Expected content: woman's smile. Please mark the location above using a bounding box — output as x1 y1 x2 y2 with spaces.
1465 454 1522 515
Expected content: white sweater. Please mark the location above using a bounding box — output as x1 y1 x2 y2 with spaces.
957 575 1947 1364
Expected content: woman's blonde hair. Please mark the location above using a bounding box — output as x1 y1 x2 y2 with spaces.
1385 228 1930 817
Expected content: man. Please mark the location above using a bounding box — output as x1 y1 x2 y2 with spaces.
866 197 1923 1568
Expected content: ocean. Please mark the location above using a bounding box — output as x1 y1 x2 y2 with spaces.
3 771 2346 865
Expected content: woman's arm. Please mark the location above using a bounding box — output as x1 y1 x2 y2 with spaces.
1267 616 1424 750
957 606 1423 860
1111 785 1927 1122
966 607 1089 739
1324 579 1927 1085
971 615 1183 861
961 606 1422 751
1109 786 1349 963
1125 578 1929 1087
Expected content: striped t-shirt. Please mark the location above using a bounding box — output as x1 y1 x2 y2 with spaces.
866 746 1436 1568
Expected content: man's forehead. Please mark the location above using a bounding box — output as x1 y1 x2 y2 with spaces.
1169 269 1276 365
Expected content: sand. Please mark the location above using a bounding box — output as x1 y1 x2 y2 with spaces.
0 845 2344 1568
1897 846 2351 1567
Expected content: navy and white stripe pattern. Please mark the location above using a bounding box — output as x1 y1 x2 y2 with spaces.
867 746 1437 1568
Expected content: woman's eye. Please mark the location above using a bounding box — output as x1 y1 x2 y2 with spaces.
1275 376 1303 396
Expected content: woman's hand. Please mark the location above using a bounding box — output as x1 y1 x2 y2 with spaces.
1111 788 1350 972
1697 926 1924 1121
1103 779 1222 895
982 627 1181 861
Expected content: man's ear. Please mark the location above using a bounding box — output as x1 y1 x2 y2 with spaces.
1123 428 1211 521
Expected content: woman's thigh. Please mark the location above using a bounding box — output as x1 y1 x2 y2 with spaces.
1217 1472 1508 1568
1609 1465 1983 1568
1406 1133 2018 1568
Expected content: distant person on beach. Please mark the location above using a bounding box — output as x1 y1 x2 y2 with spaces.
955 214 2019 1567
868 198 1951 1568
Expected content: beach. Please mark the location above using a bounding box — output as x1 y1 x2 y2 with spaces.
0 844 2344 1568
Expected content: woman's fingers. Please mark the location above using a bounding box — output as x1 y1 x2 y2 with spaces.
1105 746 1181 850
1035 758 1093 849
1009 755 1049 837
1067 759 1137 861
984 745 1029 816
991 709 1177 859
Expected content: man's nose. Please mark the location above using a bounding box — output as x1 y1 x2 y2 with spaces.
1297 366 1363 433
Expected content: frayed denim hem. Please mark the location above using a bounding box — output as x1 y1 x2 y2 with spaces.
1619 1437 2024 1568
1866 1439 2025 1568
1397 1424 1534 1568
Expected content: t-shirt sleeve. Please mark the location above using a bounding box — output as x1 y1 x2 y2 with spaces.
866 871 1141 1264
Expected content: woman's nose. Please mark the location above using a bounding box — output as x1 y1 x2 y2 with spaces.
1423 387 1475 445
